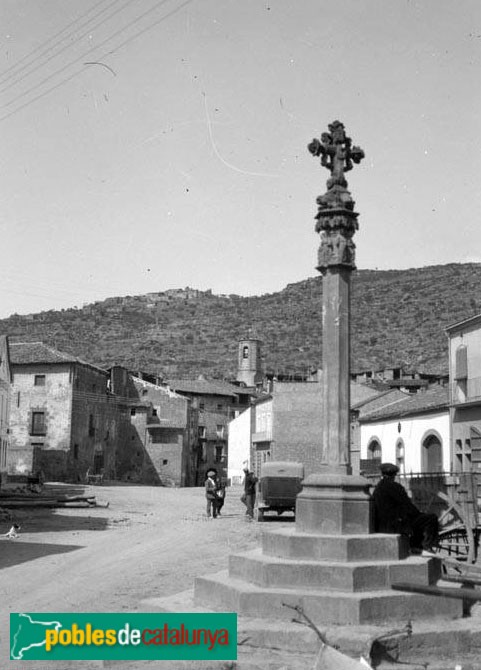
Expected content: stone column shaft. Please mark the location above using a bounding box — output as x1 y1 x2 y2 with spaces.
321 267 351 473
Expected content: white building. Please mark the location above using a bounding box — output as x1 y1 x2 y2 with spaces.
227 406 253 484
359 386 450 473
446 313 481 472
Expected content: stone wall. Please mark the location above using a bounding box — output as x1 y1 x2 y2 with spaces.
115 379 192 486
7 361 123 482
8 363 73 477
271 382 322 475
70 367 121 482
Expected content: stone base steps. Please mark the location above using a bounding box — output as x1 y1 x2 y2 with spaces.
261 528 410 562
194 569 462 625
140 587 481 665
229 547 436 591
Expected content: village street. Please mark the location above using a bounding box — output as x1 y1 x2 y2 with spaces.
0 483 267 670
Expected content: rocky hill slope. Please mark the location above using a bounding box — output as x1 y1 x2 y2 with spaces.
2 263 480 379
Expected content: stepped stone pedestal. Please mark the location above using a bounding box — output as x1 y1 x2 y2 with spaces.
193 525 462 627
194 468 463 627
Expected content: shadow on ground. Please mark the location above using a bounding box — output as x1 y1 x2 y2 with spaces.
0 540 83 569
12 510 111 534
258 515 296 523
1 482 111 534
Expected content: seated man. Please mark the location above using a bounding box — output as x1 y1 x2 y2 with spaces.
372 462 439 553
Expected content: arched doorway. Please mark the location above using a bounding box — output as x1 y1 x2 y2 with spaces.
422 433 443 472
93 444 104 475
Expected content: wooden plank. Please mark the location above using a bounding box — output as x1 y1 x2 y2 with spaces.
391 581 481 601
442 575 481 586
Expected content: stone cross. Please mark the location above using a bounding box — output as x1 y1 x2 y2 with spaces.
295 120 371 536
308 120 364 191
307 120 364 473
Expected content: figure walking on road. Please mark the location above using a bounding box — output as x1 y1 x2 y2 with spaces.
214 474 226 516
205 469 218 518
241 466 258 521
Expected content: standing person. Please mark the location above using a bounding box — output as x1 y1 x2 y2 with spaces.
371 462 439 553
241 466 258 521
205 469 218 519
214 475 226 516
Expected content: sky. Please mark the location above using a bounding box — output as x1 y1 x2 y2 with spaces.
1 0 480 318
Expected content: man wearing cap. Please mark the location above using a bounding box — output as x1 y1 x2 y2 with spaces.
205 469 218 518
240 466 258 521
372 462 439 553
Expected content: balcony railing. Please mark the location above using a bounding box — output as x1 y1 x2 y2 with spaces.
252 430 272 443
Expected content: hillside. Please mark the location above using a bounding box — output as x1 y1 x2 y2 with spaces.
1 263 480 379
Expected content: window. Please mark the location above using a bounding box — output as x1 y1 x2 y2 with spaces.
215 446 223 463
367 439 381 460
396 439 405 469
31 411 46 436
131 408 136 416
216 425 224 438
199 402 205 412
88 414 95 437
73 444 79 460
242 345 249 359
152 408 158 417
34 375 46 386
455 345 468 380
198 426 206 439
217 403 223 411
162 459 168 465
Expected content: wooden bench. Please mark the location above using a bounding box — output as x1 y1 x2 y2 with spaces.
86 469 104 485
392 580 481 616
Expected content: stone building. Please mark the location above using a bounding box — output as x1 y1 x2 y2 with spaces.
166 377 253 484
7 342 120 482
237 337 263 387
0 335 12 478
228 376 380 479
114 371 196 487
446 313 481 472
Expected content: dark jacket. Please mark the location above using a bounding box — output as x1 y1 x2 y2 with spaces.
243 472 258 495
372 476 421 535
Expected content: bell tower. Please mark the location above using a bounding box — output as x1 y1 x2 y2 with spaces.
237 337 263 387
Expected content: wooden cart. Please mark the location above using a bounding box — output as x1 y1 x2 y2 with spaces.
365 470 481 563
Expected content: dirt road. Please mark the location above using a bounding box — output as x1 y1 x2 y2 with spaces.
0 482 267 670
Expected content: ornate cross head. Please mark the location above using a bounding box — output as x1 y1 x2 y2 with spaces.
308 120 364 190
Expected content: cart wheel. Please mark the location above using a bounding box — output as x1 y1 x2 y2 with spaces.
432 492 477 563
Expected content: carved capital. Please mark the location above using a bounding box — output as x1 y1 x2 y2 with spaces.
317 231 356 270
316 210 358 270
315 212 358 236
315 185 356 212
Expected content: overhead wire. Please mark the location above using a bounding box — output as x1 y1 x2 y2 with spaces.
0 0 134 97
0 0 194 122
0 0 193 121
0 0 128 87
